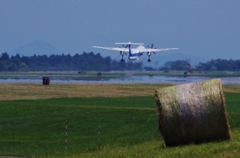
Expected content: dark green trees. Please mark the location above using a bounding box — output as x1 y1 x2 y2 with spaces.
0 52 143 71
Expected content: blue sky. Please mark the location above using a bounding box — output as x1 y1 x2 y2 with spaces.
0 0 240 63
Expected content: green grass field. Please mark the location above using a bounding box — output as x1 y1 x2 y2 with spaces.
0 85 240 157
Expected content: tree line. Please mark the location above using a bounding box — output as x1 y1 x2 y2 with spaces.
1 52 240 71
0 52 143 71
160 59 240 71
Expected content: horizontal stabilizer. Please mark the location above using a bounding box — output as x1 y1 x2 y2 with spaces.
115 42 144 46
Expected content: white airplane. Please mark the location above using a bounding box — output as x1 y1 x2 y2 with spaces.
93 42 179 62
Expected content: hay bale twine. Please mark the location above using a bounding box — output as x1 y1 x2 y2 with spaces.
155 78 230 146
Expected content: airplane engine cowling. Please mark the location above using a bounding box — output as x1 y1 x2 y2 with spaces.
147 51 151 56
120 51 124 55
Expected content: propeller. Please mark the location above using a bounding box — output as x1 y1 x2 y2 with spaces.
119 44 128 62
146 44 158 62
147 44 154 49
147 44 157 54
122 44 128 48
119 44 128 55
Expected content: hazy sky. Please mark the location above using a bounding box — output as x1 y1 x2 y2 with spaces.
1 0 240 61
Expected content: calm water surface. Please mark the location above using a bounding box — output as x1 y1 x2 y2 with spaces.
0 76 239 84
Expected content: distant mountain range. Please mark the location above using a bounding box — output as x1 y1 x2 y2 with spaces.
9 40 63 56
8 40 208 66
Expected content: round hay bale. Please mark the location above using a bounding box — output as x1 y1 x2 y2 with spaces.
155 78 230 146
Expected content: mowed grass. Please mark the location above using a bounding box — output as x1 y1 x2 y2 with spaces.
0 84 172 100
0 96 158 157
0 84 239 157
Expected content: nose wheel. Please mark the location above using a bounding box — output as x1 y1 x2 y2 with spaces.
148 59 151 62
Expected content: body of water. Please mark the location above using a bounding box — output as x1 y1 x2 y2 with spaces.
0 76 239 84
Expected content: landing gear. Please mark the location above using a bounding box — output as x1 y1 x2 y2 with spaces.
147 54 151 62
146 45 157 63
120 51 126 62
147 51 152 62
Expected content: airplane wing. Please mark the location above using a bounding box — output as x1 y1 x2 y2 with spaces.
93 46 129 52
140 48 179 52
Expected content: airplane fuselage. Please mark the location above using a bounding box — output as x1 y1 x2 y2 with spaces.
128 52 142 61
128 46 144 61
